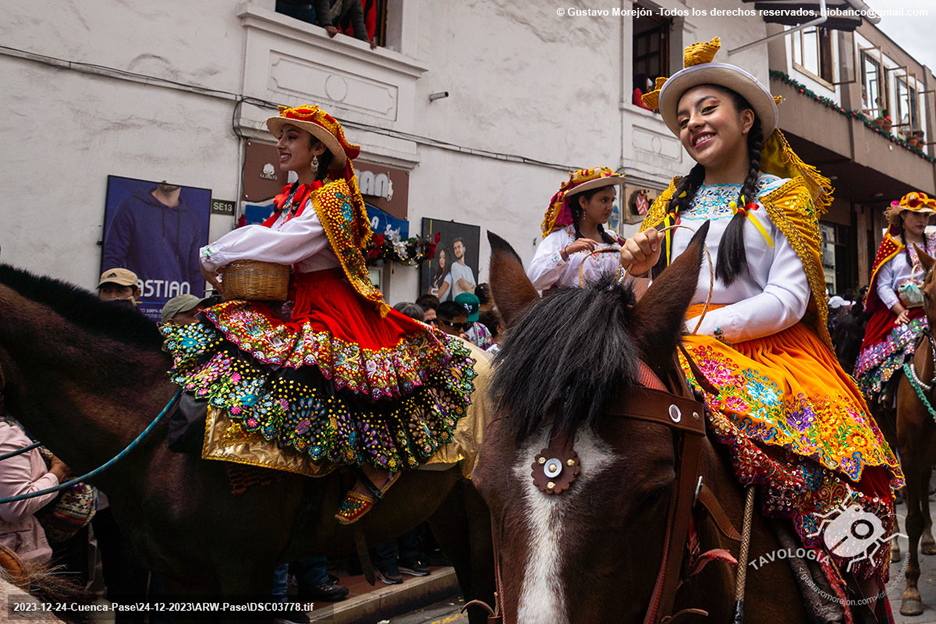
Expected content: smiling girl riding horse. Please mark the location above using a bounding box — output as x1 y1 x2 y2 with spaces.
475 37 902 624
622 36 901 621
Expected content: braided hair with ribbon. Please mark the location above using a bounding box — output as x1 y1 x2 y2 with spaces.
652 87 765 285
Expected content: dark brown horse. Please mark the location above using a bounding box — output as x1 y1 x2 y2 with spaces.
473 228 817 624
0 264 493 623
895 247 936 616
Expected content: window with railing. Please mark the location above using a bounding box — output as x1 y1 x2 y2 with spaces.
791 27 834 85
860 51 885 115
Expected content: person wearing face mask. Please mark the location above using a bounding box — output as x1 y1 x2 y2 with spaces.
164 104 476 526
96 268 141 310
528 167 625 291
620 37 901 619
854 192 936 406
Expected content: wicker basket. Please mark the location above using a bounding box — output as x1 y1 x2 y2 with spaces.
221 260 290 302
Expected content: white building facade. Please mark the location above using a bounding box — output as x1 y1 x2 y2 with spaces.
0 0 771 302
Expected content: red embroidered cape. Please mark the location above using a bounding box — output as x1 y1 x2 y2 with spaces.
264 181 388 317
864 228 903 315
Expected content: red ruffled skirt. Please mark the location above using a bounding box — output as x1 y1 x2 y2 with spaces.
161 269 477 471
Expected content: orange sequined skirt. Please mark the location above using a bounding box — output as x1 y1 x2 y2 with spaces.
681 304 901 582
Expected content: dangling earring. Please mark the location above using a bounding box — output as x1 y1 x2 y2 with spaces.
310 154 319 178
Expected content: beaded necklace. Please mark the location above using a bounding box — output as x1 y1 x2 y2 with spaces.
278 182 323 224
280 185 302 223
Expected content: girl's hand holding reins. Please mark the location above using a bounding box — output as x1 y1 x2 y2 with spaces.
561 238 597 261
619 229 662 276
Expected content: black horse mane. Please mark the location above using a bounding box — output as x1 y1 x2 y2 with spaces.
0 264 164 350
491 274 641 445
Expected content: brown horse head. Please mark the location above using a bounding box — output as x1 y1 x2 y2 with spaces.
915 244 936 328
475 224 711 624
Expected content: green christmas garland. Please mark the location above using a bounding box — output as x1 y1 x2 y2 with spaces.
770 70 935 164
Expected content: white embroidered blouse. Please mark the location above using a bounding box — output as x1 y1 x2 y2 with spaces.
667 174 810 343
527 226 621 291
199 199 339 274
874 232 936 310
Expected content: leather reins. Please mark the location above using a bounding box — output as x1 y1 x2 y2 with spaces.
610 361 709 624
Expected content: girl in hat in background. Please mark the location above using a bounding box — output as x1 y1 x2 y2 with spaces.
621 38 901 617
854 192 936 406
161 104 476 525
528 167 625 291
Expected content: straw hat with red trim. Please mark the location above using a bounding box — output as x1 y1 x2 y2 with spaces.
266 105 361 168
541 167 625 237
885 191 936 226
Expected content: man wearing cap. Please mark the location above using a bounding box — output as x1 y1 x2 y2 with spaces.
97 268 141 308
160 294 209 325
454 293 493 350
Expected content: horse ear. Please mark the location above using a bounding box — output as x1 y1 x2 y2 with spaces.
487 232 540 327
630 221 710 373
916 244 935 275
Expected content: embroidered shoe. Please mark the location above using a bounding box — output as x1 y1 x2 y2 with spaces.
335 490 374 525
334 470 402 525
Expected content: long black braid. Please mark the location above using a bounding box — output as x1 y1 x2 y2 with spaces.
570 188 619 244
899 225 910 265
717 118 764 284
651 86 766 286
899 223 930 266
651 163 705 278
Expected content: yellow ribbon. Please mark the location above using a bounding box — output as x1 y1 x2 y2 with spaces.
746 212 775 248
729 199 775 248
664 214 673 265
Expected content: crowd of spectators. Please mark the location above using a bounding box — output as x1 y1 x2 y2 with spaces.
275 0 380 49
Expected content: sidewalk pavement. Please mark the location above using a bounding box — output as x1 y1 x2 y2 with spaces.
892 492 936 624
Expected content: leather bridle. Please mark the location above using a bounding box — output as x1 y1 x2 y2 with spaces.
469 357 717 624
608 361 709 624
908 326 936 392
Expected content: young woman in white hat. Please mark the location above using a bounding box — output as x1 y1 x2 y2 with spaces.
620 37 901 617
528 167 625 291
855 192 936 405
162 105 476 525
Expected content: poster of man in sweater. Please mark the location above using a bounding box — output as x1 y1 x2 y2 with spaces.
101 175 210 321
419 218 480 302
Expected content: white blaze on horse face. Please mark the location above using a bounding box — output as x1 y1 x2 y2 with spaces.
513 428 616 624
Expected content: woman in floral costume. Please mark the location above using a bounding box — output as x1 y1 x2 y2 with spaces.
528 167 625 291
161 104 476 525
854 192 936 406
621 38 902 619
